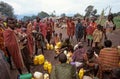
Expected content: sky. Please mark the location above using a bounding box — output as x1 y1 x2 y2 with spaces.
1 0 120 16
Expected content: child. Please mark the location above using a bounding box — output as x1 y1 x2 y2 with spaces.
20 28 33 73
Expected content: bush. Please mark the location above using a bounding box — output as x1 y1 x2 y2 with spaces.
114 16 120 28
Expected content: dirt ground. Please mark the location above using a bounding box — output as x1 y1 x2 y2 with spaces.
11 26 120 79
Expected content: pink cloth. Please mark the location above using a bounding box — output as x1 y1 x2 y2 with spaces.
33 21 41 31
27 23 34 56
3 29 24 69
40 22 47 38
86 22 96 35
33 22 37 30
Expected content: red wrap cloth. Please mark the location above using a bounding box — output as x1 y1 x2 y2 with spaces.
3 28 24 69
0 27 7 55
67 21 75 36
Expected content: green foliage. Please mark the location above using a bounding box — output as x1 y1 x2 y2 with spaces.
38 11 49 19
114 16 120 28
21 16 31 21
91 9 97 16
50 13 56 17
21 11 50 21
31 15 36 20
74 13 82 18
21 15 37 21
61 13 66 18
85 5 94 17
96 19 106 26
0 1 14 17
113 12 120 17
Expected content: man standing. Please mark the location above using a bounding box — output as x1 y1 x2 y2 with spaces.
66 19 75 40
75 19 84 42
86 19 96 46
3 18 24 74
35 31 45 55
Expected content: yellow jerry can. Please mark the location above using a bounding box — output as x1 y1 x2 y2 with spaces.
43 61 49 71
33 56 39 65
50 44 54 50
47 44 50 50
56 42 62 48
79 68 84 79
47 63 52 74
38 54 45 65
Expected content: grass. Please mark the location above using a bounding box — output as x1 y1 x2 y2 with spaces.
114 16 120 28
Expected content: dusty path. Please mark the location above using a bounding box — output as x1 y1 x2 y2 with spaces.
11 26 120 79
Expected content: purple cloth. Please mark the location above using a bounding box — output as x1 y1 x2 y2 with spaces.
70 62 76 65
72 48 85 62
0 50 11 79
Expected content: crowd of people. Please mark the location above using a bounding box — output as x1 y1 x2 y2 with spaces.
0 17 56 78
0 14 120 79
